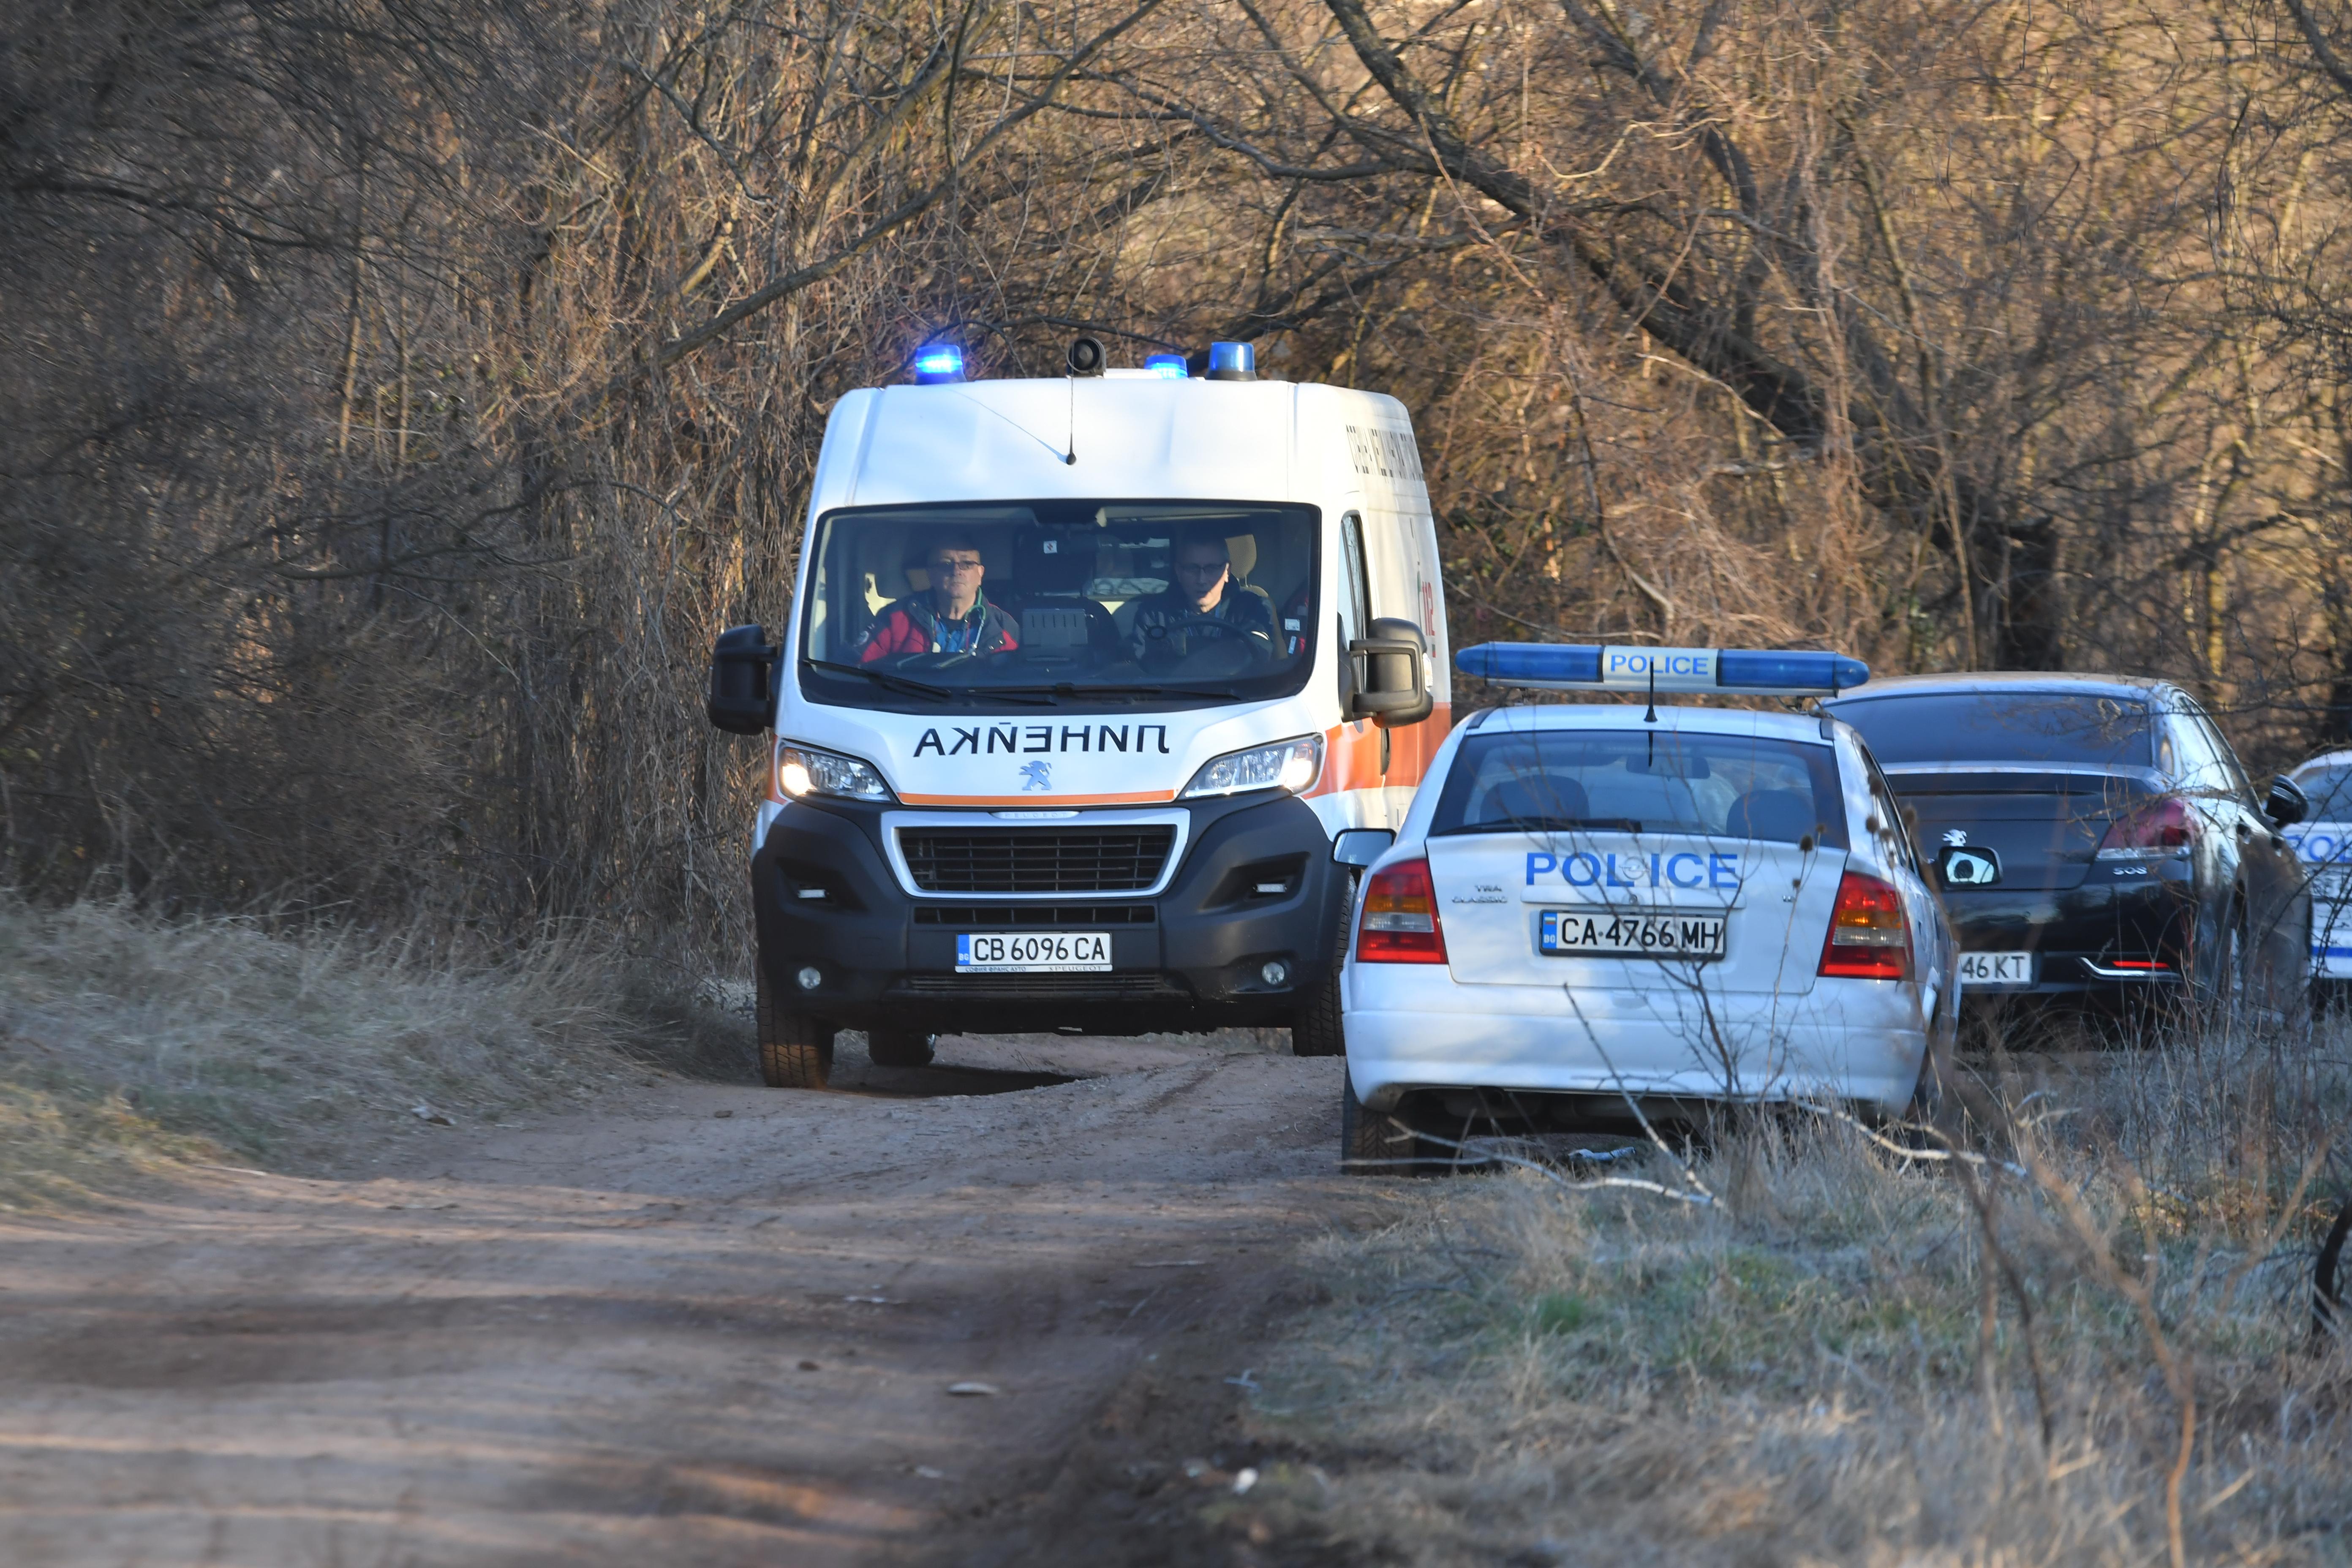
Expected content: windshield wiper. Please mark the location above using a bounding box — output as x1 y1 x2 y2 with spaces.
806 659 953 702
805 660 1062 706
983 682 1239 702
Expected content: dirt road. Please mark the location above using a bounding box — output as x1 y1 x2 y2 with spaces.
0 1034 1355 1566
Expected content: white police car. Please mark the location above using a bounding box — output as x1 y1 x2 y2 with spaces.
1339 643 1956 1169
2284 748 2352 989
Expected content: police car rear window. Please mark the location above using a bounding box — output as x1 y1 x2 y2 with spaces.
1429 730 1849 848
1824 692 2153 768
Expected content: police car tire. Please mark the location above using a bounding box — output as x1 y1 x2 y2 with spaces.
756 969 835 1089
867 1029 935 1068
1340 1076 1422 1174
1293 872 1356 1058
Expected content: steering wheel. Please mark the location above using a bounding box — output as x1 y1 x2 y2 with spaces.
1143 614 1277 678
1145 614 1277 655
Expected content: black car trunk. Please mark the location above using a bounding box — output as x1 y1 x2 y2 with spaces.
1886 770 2153 893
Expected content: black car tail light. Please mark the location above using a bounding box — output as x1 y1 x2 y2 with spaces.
2097 796 2198 856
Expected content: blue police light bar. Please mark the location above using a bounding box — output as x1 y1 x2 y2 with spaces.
1143 353 1188 379
1456 642 1870 697
912 342 965 384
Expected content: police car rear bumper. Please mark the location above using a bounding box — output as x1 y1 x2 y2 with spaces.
750 791 1352 1035
1342 975 1928 1116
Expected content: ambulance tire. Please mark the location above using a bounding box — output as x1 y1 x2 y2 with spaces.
1293 871 1357 1058
756 968 835 1089
866 1029 936 1068
1340 1075 1425 1174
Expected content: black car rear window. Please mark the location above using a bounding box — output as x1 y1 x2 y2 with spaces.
1429 729 1849 847
1826 692 2154 769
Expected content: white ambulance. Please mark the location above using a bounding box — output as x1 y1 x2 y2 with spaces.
705 339 1448 1086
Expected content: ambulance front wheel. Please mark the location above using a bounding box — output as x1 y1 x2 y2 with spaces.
1292 872 1356 1058
756 968 836 1089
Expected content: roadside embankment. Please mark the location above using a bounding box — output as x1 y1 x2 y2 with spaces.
0 894 748 1201
1214 1022 2352 1564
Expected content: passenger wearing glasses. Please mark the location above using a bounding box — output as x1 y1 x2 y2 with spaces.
858 534 1021 663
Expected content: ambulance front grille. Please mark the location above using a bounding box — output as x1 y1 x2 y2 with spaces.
900 828 1176 894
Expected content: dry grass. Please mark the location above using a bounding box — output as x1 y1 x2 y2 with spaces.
0 893 751 1203
1233 1018 2352 1565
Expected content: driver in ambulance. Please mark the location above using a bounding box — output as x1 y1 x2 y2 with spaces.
859 534 1021 663
1128 528 1279 671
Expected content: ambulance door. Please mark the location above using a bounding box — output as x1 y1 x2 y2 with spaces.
1358 504 1447 798
1328 510 1391 825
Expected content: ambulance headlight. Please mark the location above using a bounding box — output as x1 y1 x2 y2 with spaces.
1180 735 1323 799
775 741 895 802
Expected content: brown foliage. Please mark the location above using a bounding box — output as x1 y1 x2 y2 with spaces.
5 0 2352 955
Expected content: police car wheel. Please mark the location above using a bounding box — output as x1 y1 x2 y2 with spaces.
756 968 835 1089
866 1029 935 1068
1340 1077 1424 1174
1293 873 1356 1058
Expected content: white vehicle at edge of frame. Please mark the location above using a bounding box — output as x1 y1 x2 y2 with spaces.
2285 746 2352 983
1337 641 1957 1168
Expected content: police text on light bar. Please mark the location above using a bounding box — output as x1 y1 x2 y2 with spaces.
1454 642 1870 697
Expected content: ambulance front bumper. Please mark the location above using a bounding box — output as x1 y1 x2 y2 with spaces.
1342 969 1929 1116
749 791 1353 1034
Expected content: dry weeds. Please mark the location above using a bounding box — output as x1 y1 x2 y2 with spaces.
1235 1021 2352 1565
0 894 749 1202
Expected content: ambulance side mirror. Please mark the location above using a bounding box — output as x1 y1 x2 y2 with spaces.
1346 617 1432 727
707 624 777 734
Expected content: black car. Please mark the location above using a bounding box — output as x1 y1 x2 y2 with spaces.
1821 675 2311 1013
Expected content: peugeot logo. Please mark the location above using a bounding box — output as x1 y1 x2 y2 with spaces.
1020 760 1052 792
1942 828 1969 847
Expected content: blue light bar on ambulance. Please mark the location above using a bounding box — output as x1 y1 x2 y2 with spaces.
1455 642 1870 697
912 342 965 384
1206 341 1257 381
1144 353 1188 378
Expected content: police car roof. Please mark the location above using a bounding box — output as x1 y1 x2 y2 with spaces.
1469 702 1832 742
2293 748 2352 774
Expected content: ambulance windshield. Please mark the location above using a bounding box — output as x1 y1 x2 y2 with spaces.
798 500 1320 711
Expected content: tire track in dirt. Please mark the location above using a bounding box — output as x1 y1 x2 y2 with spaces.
0 1034 1361 1566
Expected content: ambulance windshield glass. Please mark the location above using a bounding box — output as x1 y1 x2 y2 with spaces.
1430 729 1849 848
797 501 1320 710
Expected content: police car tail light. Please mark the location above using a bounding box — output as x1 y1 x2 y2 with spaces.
1358 859 1447 964
775 741 895 803
2097 797 2198 857
1818 871 1909 979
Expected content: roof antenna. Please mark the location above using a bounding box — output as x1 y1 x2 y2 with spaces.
1062 336 1103 466
1644 663 1658 768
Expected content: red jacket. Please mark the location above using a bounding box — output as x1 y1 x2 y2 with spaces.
858 594 1020 662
